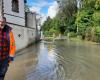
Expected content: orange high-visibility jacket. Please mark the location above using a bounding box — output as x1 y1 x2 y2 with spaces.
9 31 16 57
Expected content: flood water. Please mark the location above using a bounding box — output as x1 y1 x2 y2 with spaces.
5 40 100 80
6 40 100 80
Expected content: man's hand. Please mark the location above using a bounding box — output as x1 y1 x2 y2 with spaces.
9 56 14 63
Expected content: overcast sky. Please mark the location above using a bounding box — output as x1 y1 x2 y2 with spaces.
27 0 58 24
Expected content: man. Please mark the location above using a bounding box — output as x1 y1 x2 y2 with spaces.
0 16 16 80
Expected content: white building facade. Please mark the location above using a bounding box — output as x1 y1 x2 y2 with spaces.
0 0 39 51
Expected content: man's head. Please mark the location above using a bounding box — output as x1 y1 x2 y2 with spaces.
0 16 6 29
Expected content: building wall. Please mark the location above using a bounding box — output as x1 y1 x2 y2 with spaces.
27 28 36 44
0 0 2 15
3 0 25 26
8 24 36 51
26 12 37 29
26 12 39 42
1 0 39 51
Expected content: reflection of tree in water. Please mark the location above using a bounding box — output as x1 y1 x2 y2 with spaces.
47 44 53 52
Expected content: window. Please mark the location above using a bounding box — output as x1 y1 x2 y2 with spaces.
12 0 19 12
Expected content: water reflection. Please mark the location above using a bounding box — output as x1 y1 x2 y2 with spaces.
26 40 100 80
27 42 65 80
54 40 100 80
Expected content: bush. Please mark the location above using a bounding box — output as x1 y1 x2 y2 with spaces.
43 31 53 37
94 26 100 42
69 32 77 37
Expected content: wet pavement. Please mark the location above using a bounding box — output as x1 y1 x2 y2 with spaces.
5 40 100 80
5 44 39 80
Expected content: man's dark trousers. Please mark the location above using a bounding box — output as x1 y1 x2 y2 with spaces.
0 59 9 80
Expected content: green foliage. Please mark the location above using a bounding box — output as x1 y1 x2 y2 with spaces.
42 16 52 32
57 0 77 18
95 0 100 10
75 9 94 37
58 26 66 34
95 26 100 37
94 26 100 42
42 0 100 42
42 16 62 36
68 32 77 37
85 27 93 40
82 0 96 9
43 31 53 37
67 16 77 32
93 12 100 25
75 0 100 41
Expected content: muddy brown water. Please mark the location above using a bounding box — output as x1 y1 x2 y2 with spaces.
6 40 100 80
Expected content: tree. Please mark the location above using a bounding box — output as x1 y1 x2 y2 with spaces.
56 0 78 34
57 0 77 18
92 0 100 42
42 16 52 32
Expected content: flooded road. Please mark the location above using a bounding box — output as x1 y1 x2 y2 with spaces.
5 40 100 80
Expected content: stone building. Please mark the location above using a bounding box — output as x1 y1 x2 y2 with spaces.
0 0 40 51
